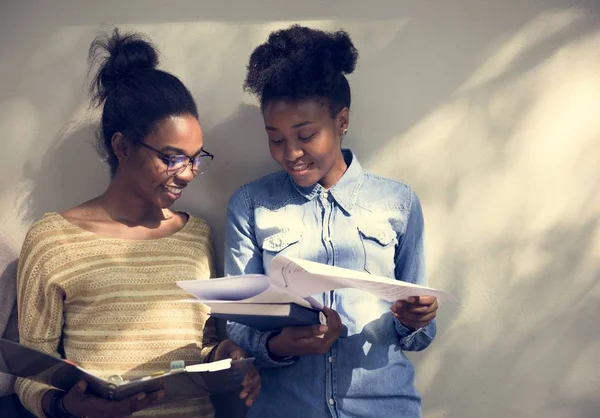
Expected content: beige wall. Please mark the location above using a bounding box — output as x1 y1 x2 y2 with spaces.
1 1 599 417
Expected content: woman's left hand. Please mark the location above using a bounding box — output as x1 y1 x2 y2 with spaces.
212 340 261 407
390 296 438 330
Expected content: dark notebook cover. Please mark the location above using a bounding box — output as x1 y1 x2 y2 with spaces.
0 339 253 402
208 303 324 331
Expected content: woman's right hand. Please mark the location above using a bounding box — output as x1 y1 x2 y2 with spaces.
267 307 343 358
46 380 165 418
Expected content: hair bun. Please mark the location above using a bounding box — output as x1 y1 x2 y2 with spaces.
327 30 358 75
244 25 359 99
264 25 357 75
89 29 159 105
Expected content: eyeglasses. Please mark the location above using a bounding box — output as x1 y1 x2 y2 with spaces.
138 142 214 176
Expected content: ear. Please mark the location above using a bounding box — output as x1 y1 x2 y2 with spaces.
335 107 350 137
111 132 131 163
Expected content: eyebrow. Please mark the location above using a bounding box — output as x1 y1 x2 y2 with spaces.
265 121 315 131
159 145 204 157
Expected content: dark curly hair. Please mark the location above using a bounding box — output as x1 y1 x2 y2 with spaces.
88 29 198 176
244 25 359 117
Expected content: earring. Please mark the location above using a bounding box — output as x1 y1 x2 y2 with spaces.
342 128 348 137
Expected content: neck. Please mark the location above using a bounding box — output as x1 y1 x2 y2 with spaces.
319 150 348 189
98 174 168 226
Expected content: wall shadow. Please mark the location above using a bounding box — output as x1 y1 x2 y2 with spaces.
17 123 109 224
1 1 599 417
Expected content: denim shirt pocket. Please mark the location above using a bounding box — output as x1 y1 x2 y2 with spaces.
262 229 303 252
357 223 397 277
261 229 303 273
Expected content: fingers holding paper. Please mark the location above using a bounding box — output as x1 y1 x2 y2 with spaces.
228 345 261 408
239 366 261 407
267 307 343 357
211 340 262 407
390 296 438 330
320 306 343 348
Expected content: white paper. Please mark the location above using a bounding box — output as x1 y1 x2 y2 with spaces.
176 255 456 308
176 275 314 308
176 274 269 300
270 255 457 303
185 359 232 372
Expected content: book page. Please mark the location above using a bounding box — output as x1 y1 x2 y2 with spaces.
176 275 270 301
269 255 456 303
176 276 314 308
185 359 232 373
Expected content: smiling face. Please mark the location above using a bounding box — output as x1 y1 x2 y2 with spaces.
122 114 204 209
263 99 349 189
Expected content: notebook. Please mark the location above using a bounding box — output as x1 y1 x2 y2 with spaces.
207 302 326 331
0 339 253 403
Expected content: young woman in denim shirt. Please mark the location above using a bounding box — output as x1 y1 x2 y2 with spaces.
225 25 439 418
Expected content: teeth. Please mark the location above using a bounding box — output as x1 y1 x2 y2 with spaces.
292 164 310 171
165 186 182 195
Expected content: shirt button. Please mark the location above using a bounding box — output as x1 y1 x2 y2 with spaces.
324 236 331 242
328 356 334 363
328 398 335 405
321 191 329 199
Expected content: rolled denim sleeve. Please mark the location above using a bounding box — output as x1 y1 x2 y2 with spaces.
224 186 295 368
393 189 436 351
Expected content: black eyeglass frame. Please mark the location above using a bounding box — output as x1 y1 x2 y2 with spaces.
138 142 214 176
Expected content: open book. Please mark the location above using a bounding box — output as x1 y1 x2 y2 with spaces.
176 255 455 330
0 339 253 403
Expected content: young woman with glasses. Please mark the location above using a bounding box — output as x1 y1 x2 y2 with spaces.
225 25 439 418
15 30 259 418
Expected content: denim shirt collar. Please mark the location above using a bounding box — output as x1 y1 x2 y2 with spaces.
288 149 364 215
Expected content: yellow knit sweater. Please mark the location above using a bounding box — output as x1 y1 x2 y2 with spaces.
15 213 219 417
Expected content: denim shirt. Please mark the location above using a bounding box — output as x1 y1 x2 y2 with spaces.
225 149 436 418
